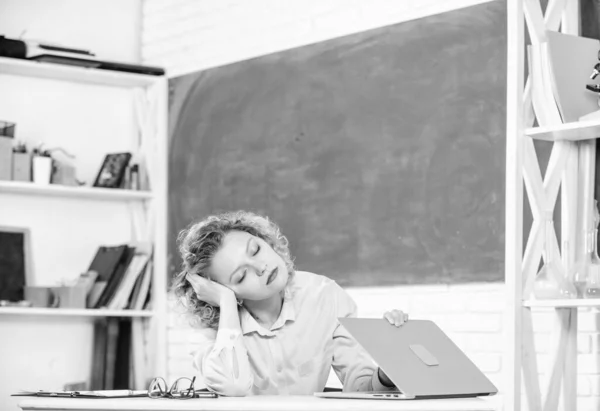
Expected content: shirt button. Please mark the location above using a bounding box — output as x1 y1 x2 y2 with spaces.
277 366 282 372
229 334 235 340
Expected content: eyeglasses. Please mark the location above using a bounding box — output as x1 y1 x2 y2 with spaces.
148 376 197 400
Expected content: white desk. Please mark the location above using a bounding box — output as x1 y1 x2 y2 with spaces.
18 396 496 411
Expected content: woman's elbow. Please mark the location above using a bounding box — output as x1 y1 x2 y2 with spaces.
198 350 253 396
205 377 252 397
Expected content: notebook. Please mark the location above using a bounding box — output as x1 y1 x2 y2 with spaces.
315 318 498 400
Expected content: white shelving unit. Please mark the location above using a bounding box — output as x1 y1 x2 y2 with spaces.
0 307 154 318
523 299 600 309
0 57 157 87
506 1 599 411
0 57 168 402
0 180 153 201
526 120 600 142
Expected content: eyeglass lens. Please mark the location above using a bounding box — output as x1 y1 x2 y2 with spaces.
170 377 195 399
148 377 168 398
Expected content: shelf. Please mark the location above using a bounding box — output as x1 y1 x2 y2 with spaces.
526 118 600 142
0 307 154 317
0 57 161 88
0 181 153 201
523 299 600 308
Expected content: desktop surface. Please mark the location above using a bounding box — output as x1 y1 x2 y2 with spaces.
18 395 496 411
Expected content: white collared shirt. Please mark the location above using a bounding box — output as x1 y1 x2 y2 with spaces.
191 271 391 396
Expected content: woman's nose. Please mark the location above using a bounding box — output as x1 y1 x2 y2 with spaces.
256 263 267 276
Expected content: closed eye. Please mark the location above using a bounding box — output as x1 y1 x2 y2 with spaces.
238 270 247 284
235 241 260 284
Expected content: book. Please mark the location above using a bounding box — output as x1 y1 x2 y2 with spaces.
130 318 146 389
132 260 153 311
126 265 147 309
90 320 108 389
87 281 107 308
104 318 120 390
95 246 136 308
113 319 132 389
87 245 128 282
107 244 151 310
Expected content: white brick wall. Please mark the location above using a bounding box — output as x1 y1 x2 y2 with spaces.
164 283 600 410
142 0 494 77
141 0 600 409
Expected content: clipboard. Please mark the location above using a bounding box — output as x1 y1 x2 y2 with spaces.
12 390 148 398
12 389 219 399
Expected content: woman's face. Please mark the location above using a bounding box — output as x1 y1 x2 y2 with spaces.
208 230 289 301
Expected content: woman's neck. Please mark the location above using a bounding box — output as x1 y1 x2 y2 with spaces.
243 291 284 329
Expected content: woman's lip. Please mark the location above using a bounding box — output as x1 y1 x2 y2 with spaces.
267 267 279 285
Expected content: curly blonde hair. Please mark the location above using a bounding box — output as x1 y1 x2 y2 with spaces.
172 210 295 329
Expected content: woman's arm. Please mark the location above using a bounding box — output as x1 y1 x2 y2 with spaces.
328 282 396 392
185 274 254 397
194 294 253 396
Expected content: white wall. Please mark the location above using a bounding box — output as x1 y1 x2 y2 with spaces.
143 0 494 78
0 0 142 63
141 1 600 411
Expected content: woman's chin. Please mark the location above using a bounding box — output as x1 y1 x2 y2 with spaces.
246 283 287 302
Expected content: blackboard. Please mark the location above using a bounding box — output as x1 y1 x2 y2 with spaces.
167 1 507 286
0 227 31 301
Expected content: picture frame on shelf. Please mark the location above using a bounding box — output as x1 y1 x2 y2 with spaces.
93 152 132 188
0 119 16 137
0 226 33 302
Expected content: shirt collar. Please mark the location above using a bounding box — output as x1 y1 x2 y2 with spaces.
239 287 296 337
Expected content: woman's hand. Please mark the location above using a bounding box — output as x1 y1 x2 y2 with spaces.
377 309 409 388
383 309 409 327
186 273 236 307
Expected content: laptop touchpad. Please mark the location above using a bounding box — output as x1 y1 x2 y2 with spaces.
409 344 439 366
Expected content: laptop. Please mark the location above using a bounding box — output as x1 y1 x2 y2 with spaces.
315 318 498 400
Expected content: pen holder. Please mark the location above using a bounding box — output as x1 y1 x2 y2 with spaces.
24 286 58 308
32 155 53 184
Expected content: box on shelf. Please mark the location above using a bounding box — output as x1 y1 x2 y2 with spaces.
24 286 57 308
24 285 89 309
12 151 31 181
52 285 88 309
52 159 77 186
0 136 12 180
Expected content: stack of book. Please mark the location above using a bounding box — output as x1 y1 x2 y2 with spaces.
86 243 153 390
87 243 153 311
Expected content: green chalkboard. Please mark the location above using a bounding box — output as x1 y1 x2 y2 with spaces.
167 1 507 286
